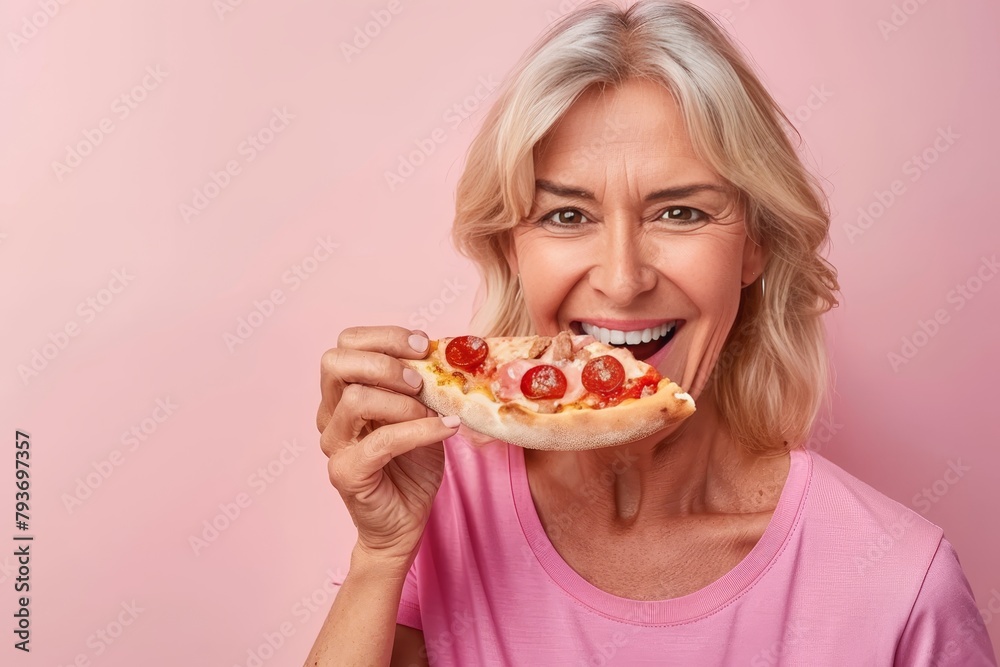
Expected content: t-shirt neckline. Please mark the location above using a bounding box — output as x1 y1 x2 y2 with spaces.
508 442 812 625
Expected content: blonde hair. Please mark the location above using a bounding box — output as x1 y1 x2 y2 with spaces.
451 0 839 456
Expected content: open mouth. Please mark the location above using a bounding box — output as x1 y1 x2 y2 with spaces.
570 320 682 361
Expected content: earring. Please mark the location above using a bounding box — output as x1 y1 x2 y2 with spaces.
515 273 523 301
741 271 766 299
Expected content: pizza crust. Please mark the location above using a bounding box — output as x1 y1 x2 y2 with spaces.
401 358 696 451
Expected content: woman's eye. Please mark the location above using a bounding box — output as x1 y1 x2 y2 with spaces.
542 209 589 225
659 206 706 224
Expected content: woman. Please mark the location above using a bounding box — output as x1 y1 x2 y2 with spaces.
307 1 997 665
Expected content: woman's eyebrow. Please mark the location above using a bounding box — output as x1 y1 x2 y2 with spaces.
535 179 730 202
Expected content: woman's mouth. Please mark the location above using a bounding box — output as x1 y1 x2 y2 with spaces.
570 320 682 361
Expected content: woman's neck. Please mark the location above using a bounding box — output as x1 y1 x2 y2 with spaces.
524 389 789 530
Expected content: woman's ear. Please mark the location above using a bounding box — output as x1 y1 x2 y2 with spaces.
741 230 768 286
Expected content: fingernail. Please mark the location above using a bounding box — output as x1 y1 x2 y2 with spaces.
403 368 422 388
441 415 461 428
408 334 428 353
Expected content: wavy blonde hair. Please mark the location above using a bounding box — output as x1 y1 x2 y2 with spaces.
450 0 839 456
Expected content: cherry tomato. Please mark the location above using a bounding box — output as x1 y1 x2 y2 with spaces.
520 364 567 400
445 335 489 371
581 355 626 395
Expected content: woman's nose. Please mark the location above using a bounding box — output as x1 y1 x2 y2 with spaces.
587 225 657 306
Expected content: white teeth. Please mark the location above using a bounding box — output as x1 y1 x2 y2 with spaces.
579 321 678 345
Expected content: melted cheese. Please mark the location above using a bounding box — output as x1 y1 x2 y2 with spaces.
488 337 545 363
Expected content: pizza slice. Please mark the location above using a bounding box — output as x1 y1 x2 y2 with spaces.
400 331 695 450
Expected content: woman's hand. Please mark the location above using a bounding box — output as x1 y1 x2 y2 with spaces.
318 326 460 566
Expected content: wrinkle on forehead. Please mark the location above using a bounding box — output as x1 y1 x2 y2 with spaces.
534 83 720 203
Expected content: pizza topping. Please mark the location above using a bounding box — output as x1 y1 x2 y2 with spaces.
494 359 536 400
406 333 695 449
581 355 626 395
571 334 597 352
450 371 469 392
618 368 662 401
581 342 653 381
434 331 668 411
445 335 489 371
546 331 575 362
489 336 548 364
527 337 551 359
520 364 568 400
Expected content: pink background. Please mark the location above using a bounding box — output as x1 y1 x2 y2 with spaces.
2 0 998 663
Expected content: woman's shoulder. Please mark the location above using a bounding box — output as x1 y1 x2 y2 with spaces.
801 451 997 664
797 447 945 574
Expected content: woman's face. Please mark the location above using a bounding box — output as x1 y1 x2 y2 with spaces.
506 79 764 399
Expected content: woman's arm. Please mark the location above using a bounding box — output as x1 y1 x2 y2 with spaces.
308 326 454 664
303 547 413 667
893 537 997 666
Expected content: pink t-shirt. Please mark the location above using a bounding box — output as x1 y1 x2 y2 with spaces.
395 434 997 665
